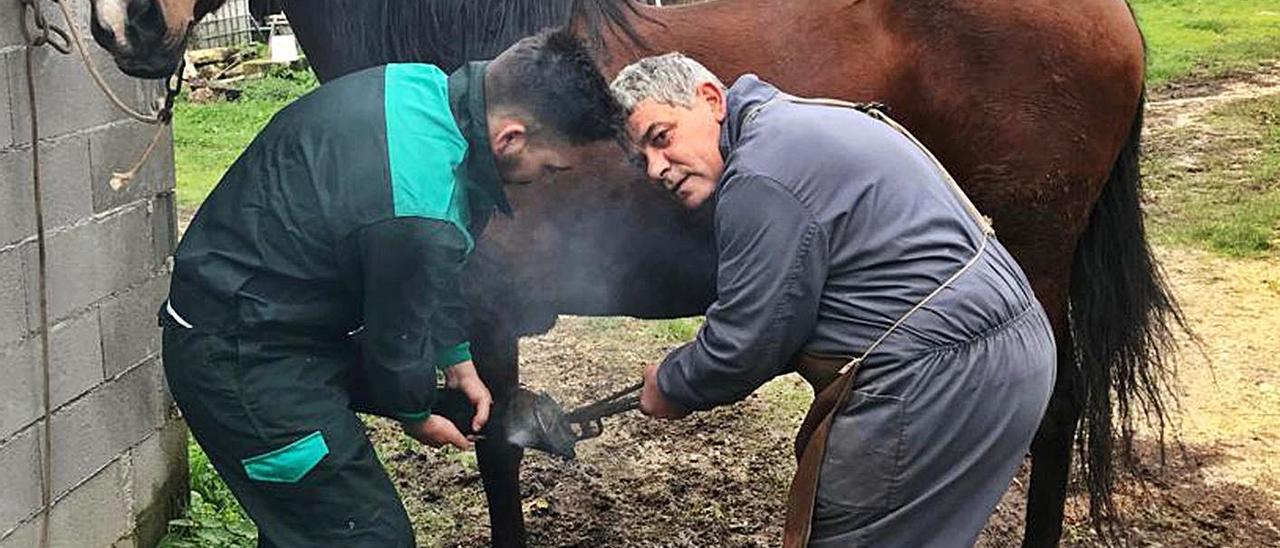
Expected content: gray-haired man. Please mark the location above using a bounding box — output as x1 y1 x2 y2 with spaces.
614 53 1056 547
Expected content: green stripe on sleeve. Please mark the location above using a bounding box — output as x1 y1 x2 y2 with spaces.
384 64 475 251
397 410 432 423
435 341 473 370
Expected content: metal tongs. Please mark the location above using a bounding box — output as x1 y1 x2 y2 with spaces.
501 381 644 460
562 381 643 441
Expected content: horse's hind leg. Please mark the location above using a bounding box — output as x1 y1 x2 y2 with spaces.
471 321 528 548
1022 331 1081 548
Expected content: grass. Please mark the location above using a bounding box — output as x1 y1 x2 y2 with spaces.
156 437 257 548
645 317 704 343
1131 0 1280 87
1145 94 1280 257
173 66 317 210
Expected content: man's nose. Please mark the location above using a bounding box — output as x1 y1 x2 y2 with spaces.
645 150 669 182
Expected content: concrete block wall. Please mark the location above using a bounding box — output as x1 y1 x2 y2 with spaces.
0 1 186 546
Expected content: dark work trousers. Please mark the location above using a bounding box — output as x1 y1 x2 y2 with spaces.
161 322 416 548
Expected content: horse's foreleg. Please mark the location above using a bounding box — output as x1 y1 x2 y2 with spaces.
1022 338 1080 548
477 438 526 547
471 321 527 548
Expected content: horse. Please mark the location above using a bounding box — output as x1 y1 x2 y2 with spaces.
87 1 1185 546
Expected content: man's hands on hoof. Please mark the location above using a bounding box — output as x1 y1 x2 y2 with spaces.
640 362 690 419
402 415 473 450
444 360 492 433
402 360 493 451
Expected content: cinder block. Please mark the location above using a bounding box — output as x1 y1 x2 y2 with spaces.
0 424 42 534
39 134 94 230
48 312 106 410
45 455 134 548
0 135 95 241
89 122 175 214
23 204 155 323
1 51 12 149
6 41 141 143
50 357 168 497
0 336 39 442
0 516 37 548
98 272 168 377
0 2 21 50
0 0 100 55
151 192 177 268
129 417 187 547
0 148 36 246
0 246 28 348
0 312 105 442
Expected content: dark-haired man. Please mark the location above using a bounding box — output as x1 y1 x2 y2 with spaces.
160 30 622 546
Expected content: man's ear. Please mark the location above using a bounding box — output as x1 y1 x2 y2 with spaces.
697 82 728 123
492 121 529 157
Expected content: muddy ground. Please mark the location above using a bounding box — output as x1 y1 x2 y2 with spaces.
364 68 1280 547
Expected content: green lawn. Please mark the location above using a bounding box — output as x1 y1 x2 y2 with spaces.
173 68 317 210
1121 1 1280 256
1146 93 1280 257
1132 0 1280 86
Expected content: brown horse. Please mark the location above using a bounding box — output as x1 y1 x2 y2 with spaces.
88 0 1184 546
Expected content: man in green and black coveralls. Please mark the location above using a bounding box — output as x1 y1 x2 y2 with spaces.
159 30 622 546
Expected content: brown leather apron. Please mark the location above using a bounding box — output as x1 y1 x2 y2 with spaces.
783 352 860 548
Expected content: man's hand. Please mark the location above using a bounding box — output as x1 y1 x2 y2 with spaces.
402 415 472 450
640 362 690 419
443 360 492 433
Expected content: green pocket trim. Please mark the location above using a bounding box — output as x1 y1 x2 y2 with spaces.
242 431 329 483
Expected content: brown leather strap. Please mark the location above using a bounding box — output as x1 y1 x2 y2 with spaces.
784 353 862 548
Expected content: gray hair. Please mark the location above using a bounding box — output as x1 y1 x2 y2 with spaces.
610 52 726 113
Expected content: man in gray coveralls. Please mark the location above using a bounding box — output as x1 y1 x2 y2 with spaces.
612 53 1056 547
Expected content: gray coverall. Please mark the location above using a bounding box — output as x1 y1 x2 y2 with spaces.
655 76 1056 546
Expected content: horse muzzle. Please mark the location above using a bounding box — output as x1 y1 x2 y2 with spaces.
90 0 187 79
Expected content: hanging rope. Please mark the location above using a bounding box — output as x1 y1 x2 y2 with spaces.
21 0 184 190
18 1 59 545
16 1 184 545
46 0 187 189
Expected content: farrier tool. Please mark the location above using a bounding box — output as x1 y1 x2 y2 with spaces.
501 381 644 460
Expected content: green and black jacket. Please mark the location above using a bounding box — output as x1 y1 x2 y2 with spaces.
169 61 508 422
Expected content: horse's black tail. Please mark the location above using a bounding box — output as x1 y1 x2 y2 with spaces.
1069 86 1188 532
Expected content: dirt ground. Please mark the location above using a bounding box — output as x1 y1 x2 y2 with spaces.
362 69 1280 547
